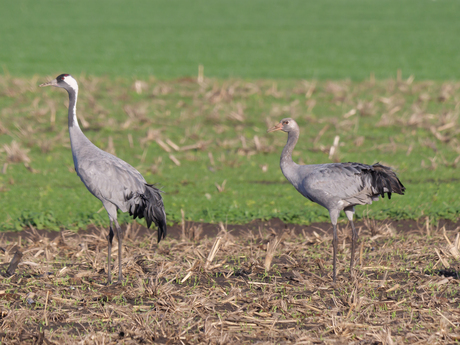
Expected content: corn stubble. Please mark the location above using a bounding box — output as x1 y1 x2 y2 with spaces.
0 220 459 343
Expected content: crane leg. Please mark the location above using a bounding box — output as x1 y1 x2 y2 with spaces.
107 221 114 284
114 219 123 283
349 220 358 273
329 209 340 283
344 207 357 275
332 223 338 283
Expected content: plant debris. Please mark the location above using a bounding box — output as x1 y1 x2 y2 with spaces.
0 219 459 343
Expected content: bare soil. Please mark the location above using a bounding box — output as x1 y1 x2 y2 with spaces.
0 218 459 344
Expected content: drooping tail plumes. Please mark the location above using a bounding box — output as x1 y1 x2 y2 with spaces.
369 163 405 199
126 184 167 243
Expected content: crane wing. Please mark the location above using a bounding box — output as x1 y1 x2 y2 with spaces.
302 162 404 207
76 151 147 211
302 163 373 203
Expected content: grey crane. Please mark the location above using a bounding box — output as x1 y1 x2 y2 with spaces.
268 118 405 282
40 74 167 284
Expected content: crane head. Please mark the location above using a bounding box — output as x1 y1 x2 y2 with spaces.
267 118 297 133
40 74 78 92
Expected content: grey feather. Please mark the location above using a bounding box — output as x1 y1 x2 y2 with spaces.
40 74 167 284
268 118 405 283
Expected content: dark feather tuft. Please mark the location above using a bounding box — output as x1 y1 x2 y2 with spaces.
125 184 167 243
367 163 405 199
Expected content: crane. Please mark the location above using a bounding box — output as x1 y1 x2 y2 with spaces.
268 118 405 283
40 74 167 284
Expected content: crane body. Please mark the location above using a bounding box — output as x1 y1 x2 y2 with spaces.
268 118 405 282
40 74 166 284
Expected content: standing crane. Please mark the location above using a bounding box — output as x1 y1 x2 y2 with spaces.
40 74 167 284
268 118 405 283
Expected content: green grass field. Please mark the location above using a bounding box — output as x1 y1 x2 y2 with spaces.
1 0 460 80
0 0 459 230
0 76 459 230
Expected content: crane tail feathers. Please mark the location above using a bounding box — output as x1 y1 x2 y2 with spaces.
126 184 167 243
369 163 405 199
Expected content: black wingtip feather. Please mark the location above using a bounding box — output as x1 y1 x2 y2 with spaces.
126 184 167 243
370 163 405 199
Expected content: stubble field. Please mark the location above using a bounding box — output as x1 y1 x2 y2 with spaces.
0 218 459 343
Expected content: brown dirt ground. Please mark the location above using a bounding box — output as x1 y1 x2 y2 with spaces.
0 218 459 344
2 217 459 244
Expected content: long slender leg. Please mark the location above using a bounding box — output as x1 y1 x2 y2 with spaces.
107 221 115 284
329 209 340 283
103 203 119 285
349 221 358 272
114 219 123 283
344 207 357 274
332 223 338 283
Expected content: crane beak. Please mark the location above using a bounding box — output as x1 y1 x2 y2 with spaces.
267 123 283 133
39 79 58 87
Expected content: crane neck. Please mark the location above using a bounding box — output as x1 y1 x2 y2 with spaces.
66 87 81 130
281 129 299 168
65 86 94 158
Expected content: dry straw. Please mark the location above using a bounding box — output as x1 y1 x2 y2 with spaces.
264 234 284 271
